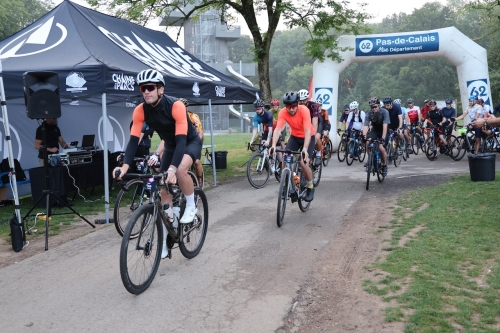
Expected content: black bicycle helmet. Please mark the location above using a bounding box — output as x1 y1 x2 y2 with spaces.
445 98 453 104
343 104 350 111
382 96 392 104
253 99 265 108
179 98 189 107
368 97 379 106
283 91 299 105
407 98 414 103
428 99 437 105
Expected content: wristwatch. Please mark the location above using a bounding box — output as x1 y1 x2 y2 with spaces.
484 119 488 127
154 152 160 156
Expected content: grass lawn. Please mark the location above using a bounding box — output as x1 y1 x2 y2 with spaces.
363 172 500 332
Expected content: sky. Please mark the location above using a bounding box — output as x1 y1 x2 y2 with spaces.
54 0 449 45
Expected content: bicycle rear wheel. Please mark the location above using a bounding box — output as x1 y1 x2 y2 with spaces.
277 169 290 227
346 141 355 166
337 140 347 162
312 160 322 187
120 204 162 295
366 152 372 190
322 139 333 166
394 141 403 167
179 187 208 259
114 179 148 238
377 168 385 183
247 153 270 189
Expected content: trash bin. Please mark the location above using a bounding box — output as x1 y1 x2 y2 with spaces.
212 151 228 169
468 153 496 181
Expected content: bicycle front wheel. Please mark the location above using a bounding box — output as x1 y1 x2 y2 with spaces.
450 136 466 161
425 137 437 161
312 161 322 187
394 141 403 167
358 140 366 163
410 133 420 155
337 140 347 162
179 187 208 259
277 169 290 227
346 141 355 166
323 139 333 166
366 152 372 191
114 179 148 238
247 153 270 189
120 204 162 295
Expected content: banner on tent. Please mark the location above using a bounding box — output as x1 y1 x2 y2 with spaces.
314 87 333 114
467 78 491 105
356 32 439 57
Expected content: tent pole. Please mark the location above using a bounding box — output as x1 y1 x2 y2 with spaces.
102 93 110 223
208 99 216 186
0 60 24 243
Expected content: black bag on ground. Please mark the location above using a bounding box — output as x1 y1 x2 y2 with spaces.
9 213 25 252
1 158 27 184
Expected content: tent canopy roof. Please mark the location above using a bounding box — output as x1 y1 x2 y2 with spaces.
0 0 260 105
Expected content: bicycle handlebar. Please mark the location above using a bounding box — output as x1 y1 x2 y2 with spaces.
118 172 177 195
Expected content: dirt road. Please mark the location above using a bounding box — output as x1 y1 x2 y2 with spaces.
0 153 498 332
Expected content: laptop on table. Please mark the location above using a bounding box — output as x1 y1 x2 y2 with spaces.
81 134 95 150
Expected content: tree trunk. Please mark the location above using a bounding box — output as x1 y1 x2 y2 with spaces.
257 53 272 102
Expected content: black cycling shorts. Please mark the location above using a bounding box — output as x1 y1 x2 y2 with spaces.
286 135 316 156
367 130 389 147
162 136 202 171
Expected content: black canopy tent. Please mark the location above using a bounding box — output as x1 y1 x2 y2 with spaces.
0 0 260 222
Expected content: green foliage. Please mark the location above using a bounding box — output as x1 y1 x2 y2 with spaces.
0 0 52 40
227 35 254 63
364 173 500 331
286 63 313 92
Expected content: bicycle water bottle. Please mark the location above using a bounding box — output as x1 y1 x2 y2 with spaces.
293 172 300 185
375 151 380 167
146 177 155 191
172 207 180 228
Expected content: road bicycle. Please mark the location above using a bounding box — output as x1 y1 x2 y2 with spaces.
365 139 386 190
337 129 349 162
450 123 476 161
345 129 366 166
114 156 198 238
274 149 311 227
386 129 406 167
425 124 456 161
408 123 425 155
119 172 208 295
246 143 281 188
320 134 333 167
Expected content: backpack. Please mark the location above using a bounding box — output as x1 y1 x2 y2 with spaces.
350 111 364 123
1 158 26 185
408 109 418 123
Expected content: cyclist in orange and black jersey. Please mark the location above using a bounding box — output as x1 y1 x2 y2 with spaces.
271 91 316 202
114 69 202 229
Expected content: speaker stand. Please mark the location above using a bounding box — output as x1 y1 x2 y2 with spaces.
23 121 95 250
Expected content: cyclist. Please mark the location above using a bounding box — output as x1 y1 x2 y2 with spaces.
113 69 202 258
422 100 449 155
271 91 316 202
346 101 365 133
338 104 351 132
270 99 286 148
456 95 483 153
406 98 424 141
382 96 404 147
421 99 431 121
362 97 390 176
248 99 274 148
440 98 456 146
298 89 322 166
394 98 412 151
319 103 331 138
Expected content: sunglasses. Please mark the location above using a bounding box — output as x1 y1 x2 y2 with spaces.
139 85 157 93
370 105 378 109
286 104 298 109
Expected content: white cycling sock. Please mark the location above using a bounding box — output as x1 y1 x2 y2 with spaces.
186 193 195 207
162 223 168 241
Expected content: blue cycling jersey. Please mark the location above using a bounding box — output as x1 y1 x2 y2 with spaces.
253 110 274 129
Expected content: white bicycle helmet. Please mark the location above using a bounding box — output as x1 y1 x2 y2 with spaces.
298 89 309 101
137 69 165 86
393 99 402 105
349 101 359 110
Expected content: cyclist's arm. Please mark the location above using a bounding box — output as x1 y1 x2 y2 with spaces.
382 123 388 140
303 128 311 155
170 101 189 170
398 114 403 129
123 104 146 170
312 116 319 132
266 113 273 144
272 117 285 151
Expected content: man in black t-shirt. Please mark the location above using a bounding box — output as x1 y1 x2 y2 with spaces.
34 118 69 166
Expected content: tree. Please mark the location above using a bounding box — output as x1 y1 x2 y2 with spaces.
0 0 52 40
86 0 369 101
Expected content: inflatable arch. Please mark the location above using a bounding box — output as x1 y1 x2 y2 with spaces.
312 27 492 146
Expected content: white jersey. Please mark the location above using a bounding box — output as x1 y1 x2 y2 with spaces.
467 104 482 121
406 106 421 123
346 111 366 131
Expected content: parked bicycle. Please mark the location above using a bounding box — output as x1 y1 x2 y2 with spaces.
365 139 386 190
345 129 366 166
118 171 208 295
274 149 311 227
246 143 281 188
